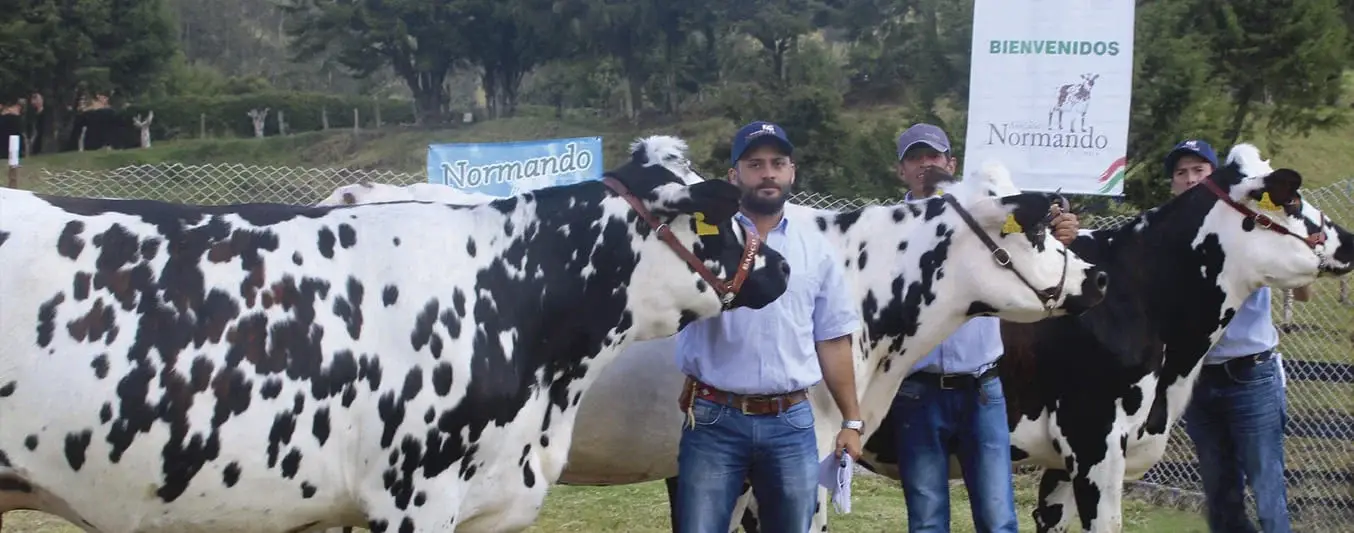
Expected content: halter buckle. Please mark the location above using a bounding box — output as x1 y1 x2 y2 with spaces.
992 248 1012 266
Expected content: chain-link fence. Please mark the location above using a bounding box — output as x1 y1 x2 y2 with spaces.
34 164 1354 530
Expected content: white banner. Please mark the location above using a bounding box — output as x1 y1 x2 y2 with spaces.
962 0 1135 196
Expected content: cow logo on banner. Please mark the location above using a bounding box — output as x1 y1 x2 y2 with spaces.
427 136 604 197
962 0 1135 196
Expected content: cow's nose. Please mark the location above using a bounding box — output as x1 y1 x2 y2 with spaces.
779 261 791 277
1094 270 1109 292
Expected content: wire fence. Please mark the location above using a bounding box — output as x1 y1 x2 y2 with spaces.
35 164 1354 531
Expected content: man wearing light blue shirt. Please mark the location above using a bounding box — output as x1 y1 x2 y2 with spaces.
673 120 864 533
889 123 1080 533
1170 139 1307 533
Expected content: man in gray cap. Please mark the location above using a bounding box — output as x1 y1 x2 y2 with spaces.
888 123 1079 533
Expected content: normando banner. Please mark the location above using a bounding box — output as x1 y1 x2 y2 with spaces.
962 0 1135 195
427 136 603 197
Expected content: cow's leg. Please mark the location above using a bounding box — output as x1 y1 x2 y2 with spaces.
1076 436 1127 533
1032 468 1076 533
732 484 756 532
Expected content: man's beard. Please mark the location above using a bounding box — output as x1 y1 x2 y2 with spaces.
742 183 789 215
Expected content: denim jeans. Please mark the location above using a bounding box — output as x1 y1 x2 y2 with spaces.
674 396 819 533
892 374 1018 533
1184 351 1291 533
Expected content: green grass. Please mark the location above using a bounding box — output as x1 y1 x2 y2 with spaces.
0 471 1209 533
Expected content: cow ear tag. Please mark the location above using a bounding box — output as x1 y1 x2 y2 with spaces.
1002 213 1023 234
1257 192 1283 212
694 212 720 236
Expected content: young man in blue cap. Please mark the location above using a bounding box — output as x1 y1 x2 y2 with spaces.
1168 138 1305 533
890 123 1079 533
673 120 864 533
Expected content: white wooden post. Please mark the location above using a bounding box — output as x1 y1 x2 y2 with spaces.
247 108 269 138
132 111 154 148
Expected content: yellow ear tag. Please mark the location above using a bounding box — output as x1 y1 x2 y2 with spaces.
1001 213 1024 234
694 212 720 236
1257 192 1283 212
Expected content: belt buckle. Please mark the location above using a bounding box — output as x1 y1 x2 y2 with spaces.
739 397 753 415
939 375 958 390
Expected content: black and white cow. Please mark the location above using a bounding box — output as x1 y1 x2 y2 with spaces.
0 135 794 533
316 182 499 207
547 158 1113 531
857 143 1354 533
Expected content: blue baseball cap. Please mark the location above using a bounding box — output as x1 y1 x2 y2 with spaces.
1163 139 1219 178
896 123 951 160
730 121 794 167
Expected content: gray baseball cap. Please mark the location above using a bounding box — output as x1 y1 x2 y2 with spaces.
896 123 951 160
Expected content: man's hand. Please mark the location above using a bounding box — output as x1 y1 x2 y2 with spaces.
836 428 862 461
1049 203 1080 246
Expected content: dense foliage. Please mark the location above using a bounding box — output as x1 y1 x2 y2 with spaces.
2 0 1351 207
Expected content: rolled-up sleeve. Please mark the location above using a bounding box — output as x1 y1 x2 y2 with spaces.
812 246 860 342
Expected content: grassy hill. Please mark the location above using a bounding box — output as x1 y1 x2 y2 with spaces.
12 80 1354 192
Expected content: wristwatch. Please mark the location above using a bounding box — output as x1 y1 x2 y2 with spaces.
841 419 864 433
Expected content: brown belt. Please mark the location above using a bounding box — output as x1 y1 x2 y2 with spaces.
692 380 808 415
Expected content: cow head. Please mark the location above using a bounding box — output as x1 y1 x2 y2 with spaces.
936 161 1109 321
1189 143 1353 290
602 135 790 336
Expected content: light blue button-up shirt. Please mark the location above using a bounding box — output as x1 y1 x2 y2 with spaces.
903 189 1005 377
675 211 861 395
1204 287 1279 364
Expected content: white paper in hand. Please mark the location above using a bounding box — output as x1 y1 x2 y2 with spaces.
817 449 853 513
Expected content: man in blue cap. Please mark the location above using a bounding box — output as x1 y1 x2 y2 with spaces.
1168 138 1304 533
1163 138 1221 196
673 120 864 533
889 123 1079 533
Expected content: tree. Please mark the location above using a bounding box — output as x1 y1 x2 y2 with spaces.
4 0 176 153
454 0 568 119
560 0 666 120
282 0 466 124
1202 0 1351 144
726 0 835 84
1121 0 1232 208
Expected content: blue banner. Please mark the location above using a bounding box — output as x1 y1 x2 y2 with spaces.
426 136 604 197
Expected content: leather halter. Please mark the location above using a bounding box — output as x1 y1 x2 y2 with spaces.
1199 178 1328 256
601 176 763 308
942 194 1071 313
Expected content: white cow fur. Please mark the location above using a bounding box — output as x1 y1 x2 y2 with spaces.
317 182 502 207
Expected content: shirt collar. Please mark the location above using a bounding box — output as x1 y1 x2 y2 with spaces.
734 211 789 235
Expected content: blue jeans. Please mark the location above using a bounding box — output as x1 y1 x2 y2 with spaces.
892 373 1018 533
675 396 819 533
1184 351 1291 533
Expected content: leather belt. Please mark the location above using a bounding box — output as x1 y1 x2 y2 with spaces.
907 366 998 390
1204 350 1274 376
693 380 808 416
